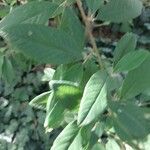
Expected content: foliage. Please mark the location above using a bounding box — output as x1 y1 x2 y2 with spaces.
0 68 59 150
0 0 150 150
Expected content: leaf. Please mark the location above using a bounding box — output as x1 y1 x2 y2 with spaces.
98 0 143 23
2 57 15 83
62 64 83 84
42 68 55 82
121 56 150 99
93 122 105 138
53 63 83 84
144 23 150 30
113 33 137 65
78 70 108 126
45 81 82 128
1 24 83 64
0 53 4 77
88 133 99 149
68 130 83 150
29 91 51 110
80 59 99 89
80 124 93 148
52 0 76 17
45 91 62 128
50 80 82 110
60 8 84 49
109 101 150 141
53 0 64 4
92 143 105 150
51 121 79 150
138 134 150 150
44 100 65 128
106 74 123 92
0 1 58 30
53 0 75 5
53 64 68 80
86 0 104 14
0 5 10 18
106 138 120 150
114 50 149 72
46 91 55 112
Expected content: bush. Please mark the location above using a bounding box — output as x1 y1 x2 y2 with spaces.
0 0 150 149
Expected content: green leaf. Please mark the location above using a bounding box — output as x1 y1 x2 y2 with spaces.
80 59 99 89
62 64 83 84
106 138 120 150
44 99 65 128
29 91 51 110
53 63 83 84
114 50 149 72
51 121 79 150
98 0 143 23
88 132 101 150
0 1 58 30
109 101 150 141
2 57 15 83
0 5 10 18
60 8 84 49
51 1 76 17
46 91 55 112
121 56 150 99
86 0 104 14
93 122 105 138
1 24 83 64
92 143 105 150
42 67 55 82
53 64 68 80
53 0 75 5
138 134 150 150
144 23 150 30
45 81 82 128
106 74 123 92
50 80 82 110
0 53 4 77
78 70 108 126
68 130 83 150
80 124 94 148
113 33 137 65
53 0 64 4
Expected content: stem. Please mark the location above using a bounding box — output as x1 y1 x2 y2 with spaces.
76 0 104 69
82 52 93 64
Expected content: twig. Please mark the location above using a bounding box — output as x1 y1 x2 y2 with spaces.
76 0 104 69
82 52 93 64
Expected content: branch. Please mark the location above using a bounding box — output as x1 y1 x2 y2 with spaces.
76 0 104 69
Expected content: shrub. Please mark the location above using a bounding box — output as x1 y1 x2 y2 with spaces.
0 0 149 149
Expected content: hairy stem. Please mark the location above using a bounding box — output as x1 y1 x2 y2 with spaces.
76 0 104 69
